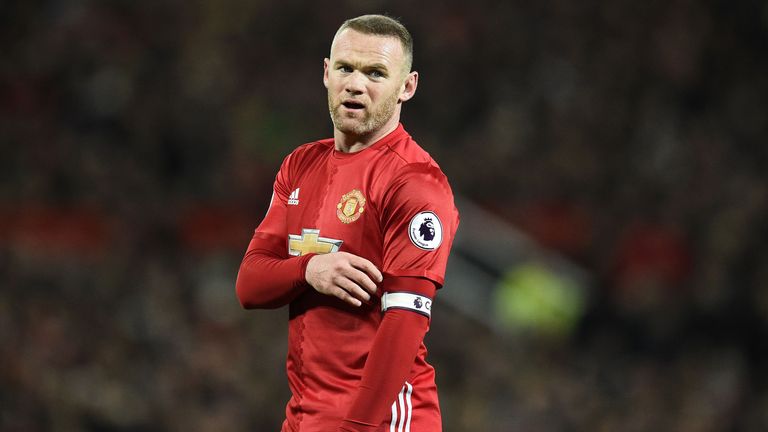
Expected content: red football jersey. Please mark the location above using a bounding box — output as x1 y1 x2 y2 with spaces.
254 124 459 431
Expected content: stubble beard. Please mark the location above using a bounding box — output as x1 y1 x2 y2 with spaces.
328 90 400 137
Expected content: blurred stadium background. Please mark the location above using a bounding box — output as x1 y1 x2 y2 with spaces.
2 0 768 430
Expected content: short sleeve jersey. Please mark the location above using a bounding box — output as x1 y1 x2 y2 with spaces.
255 124 459 432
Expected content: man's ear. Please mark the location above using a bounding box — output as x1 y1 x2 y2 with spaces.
323 58 330 88
398 71 419 103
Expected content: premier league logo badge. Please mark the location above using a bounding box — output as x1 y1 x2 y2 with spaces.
419 218 436 241
409 211 443 250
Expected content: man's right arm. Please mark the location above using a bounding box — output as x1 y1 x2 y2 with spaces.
235 232 316 309
236 155 312 309
237 233 382 309
235 152 381 310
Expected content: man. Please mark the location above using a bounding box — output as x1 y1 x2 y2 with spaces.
236 14 459 432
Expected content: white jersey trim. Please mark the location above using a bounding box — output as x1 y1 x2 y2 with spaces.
390 382 413 432
381 292 432 318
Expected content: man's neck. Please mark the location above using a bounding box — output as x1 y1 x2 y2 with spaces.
334 119 400 154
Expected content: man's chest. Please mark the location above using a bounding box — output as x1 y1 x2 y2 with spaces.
284 161 385 260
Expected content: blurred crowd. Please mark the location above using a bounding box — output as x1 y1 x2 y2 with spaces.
2 0 767 430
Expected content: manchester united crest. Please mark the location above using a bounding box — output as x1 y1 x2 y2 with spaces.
336 189 366 224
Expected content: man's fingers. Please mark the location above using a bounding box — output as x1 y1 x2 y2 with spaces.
348 255 383 285
342 267 378 295
305 252 383 306
331 286 362 307
336 277 371 304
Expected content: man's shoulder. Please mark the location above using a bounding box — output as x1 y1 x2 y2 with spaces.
382 130 451 186
373 131 455 208
383 129 433 166
280 138 334 169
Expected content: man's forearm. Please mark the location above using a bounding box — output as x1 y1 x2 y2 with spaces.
339 277 436 431
339 308 429 431
235 233 315 309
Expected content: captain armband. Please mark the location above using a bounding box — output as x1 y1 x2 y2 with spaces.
381 292 432 318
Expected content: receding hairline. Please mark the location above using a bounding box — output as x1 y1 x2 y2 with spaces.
331 14 414 72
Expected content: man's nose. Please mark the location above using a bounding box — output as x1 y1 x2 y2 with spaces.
344 71 365 94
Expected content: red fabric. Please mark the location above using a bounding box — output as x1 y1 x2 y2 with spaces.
338 278 435 431
241 124 456 431
379 162 458 286
338 421 379 432
235 231 315 309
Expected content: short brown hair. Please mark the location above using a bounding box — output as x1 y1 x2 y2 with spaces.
334 14 414 72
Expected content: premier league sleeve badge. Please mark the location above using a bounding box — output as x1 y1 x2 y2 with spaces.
408 211 443 250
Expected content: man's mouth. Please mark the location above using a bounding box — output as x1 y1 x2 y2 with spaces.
341 100 365 110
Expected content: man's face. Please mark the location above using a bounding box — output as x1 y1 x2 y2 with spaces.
324 29 414 137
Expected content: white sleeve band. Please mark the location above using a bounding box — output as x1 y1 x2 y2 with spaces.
381 292 432 318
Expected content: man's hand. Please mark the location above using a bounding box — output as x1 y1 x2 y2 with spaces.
305 252 383 307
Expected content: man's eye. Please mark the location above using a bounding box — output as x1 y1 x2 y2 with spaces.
369 70 385 79
339 65 353 73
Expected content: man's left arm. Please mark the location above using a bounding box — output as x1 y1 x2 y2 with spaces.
339 163 459 431
339 277 435 432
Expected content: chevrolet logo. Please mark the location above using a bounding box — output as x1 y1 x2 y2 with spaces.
288 228 343 256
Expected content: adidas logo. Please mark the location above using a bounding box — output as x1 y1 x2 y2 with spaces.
288 188 300 206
